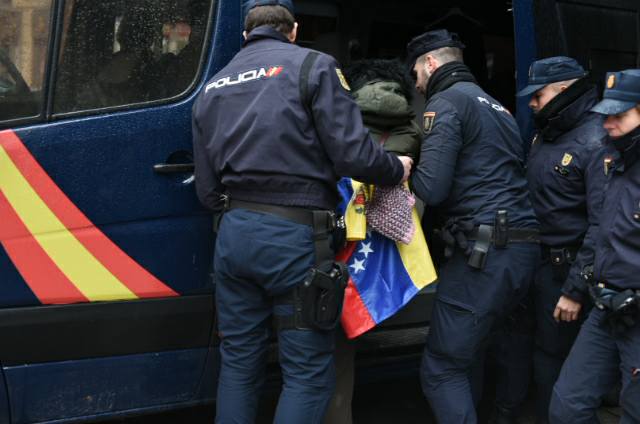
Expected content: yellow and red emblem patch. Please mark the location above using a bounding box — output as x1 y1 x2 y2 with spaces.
424 112 436 132
561 153 573 166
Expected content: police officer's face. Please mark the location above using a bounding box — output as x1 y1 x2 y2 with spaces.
604 106 640 138
529 84 561 113
413 56 433 95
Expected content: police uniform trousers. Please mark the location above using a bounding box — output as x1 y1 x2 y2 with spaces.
421 243 539 424
489 294 535 420
214 209 336 424
549 307 640 424
531 258 588 423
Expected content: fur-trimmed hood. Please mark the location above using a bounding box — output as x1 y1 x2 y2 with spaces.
344 59 415 103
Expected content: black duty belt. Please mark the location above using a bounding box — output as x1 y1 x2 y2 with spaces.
227 199 336 265
467 226 540 244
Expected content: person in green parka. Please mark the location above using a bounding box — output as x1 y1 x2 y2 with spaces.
346 58 422 161
323 58 422 424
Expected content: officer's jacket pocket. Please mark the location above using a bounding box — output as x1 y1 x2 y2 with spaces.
611 187 640 246
548 153 583 192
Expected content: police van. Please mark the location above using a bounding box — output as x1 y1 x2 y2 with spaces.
0 0 636 422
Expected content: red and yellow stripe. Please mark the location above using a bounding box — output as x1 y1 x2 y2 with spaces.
0 130 177 304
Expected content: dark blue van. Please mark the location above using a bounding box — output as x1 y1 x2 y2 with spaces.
0 0 637 422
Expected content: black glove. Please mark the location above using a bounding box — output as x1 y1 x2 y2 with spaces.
441 218 475 259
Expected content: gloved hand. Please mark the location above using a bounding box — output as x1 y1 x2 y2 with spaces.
441 218 475 259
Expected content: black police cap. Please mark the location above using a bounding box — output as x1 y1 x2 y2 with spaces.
592 69 640 115
517 56 587 98
406 29 465 70
244 0 295 17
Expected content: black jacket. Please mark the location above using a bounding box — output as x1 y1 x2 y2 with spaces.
526 84 607 302
411 62 537 228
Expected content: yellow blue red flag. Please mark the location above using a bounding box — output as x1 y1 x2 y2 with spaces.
336 178 437 339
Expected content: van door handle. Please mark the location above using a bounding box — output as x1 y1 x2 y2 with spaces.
153 163 195 174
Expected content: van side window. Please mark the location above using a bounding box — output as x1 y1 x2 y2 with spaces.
0 1 53 123
54 0 212 114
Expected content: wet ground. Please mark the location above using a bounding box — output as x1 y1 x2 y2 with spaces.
117 376 622 423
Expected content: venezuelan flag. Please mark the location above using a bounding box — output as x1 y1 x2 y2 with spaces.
337 178 437 339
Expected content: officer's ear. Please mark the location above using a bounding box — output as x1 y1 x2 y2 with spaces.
425 54 438 74
287 22 299 43
243 31 248 40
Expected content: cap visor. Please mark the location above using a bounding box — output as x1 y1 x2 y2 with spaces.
516 84 545 98
591 98 638 115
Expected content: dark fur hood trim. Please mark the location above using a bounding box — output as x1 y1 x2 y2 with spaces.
344 59 414 102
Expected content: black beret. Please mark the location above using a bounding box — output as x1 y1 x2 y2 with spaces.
406 29 465 70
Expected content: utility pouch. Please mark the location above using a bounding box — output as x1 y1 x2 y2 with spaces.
468 225 491 270
605 289 640 335
494 210 508 249
549 248 573 282
295 261 349 331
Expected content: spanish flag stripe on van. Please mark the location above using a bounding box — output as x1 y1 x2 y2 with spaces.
0 130 177 303
0 191 89 304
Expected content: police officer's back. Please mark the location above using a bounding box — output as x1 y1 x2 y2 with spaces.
550 69 640 424
192 2 410 423
406 29 539 424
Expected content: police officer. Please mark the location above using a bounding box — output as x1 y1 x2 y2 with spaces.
549 69 640 423
508 57 607 423
406 29 540 423
192 2 413 423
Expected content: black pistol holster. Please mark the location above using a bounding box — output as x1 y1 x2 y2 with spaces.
465 210 539 270
294 261 349 331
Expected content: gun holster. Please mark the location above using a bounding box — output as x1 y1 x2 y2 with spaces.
468 225 491 270
295 261 349 331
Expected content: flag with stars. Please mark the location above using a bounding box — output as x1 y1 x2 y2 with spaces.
336 178 437 339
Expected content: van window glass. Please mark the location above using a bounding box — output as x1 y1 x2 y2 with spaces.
0 0 53 122
53 0 212 114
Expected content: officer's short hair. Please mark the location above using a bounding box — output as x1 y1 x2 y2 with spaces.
245 5 295 35
418 47 464 65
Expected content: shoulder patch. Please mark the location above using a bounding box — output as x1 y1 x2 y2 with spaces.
335 68 351 91
561 153 573 166
604 156 613 175
423 112 436 132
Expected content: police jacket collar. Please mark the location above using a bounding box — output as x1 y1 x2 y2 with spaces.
425 61 476 101
536 84 599 142
243 25 291 47
608 126 640 173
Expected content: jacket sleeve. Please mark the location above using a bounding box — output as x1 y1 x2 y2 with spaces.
411 96 463 206
192 104 223 211
561 146 605 302
309 55 404 186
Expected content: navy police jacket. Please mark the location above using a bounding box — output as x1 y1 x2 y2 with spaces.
526 87 607 302
192 26 402 211
594 129 640 291
412 64 537 228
